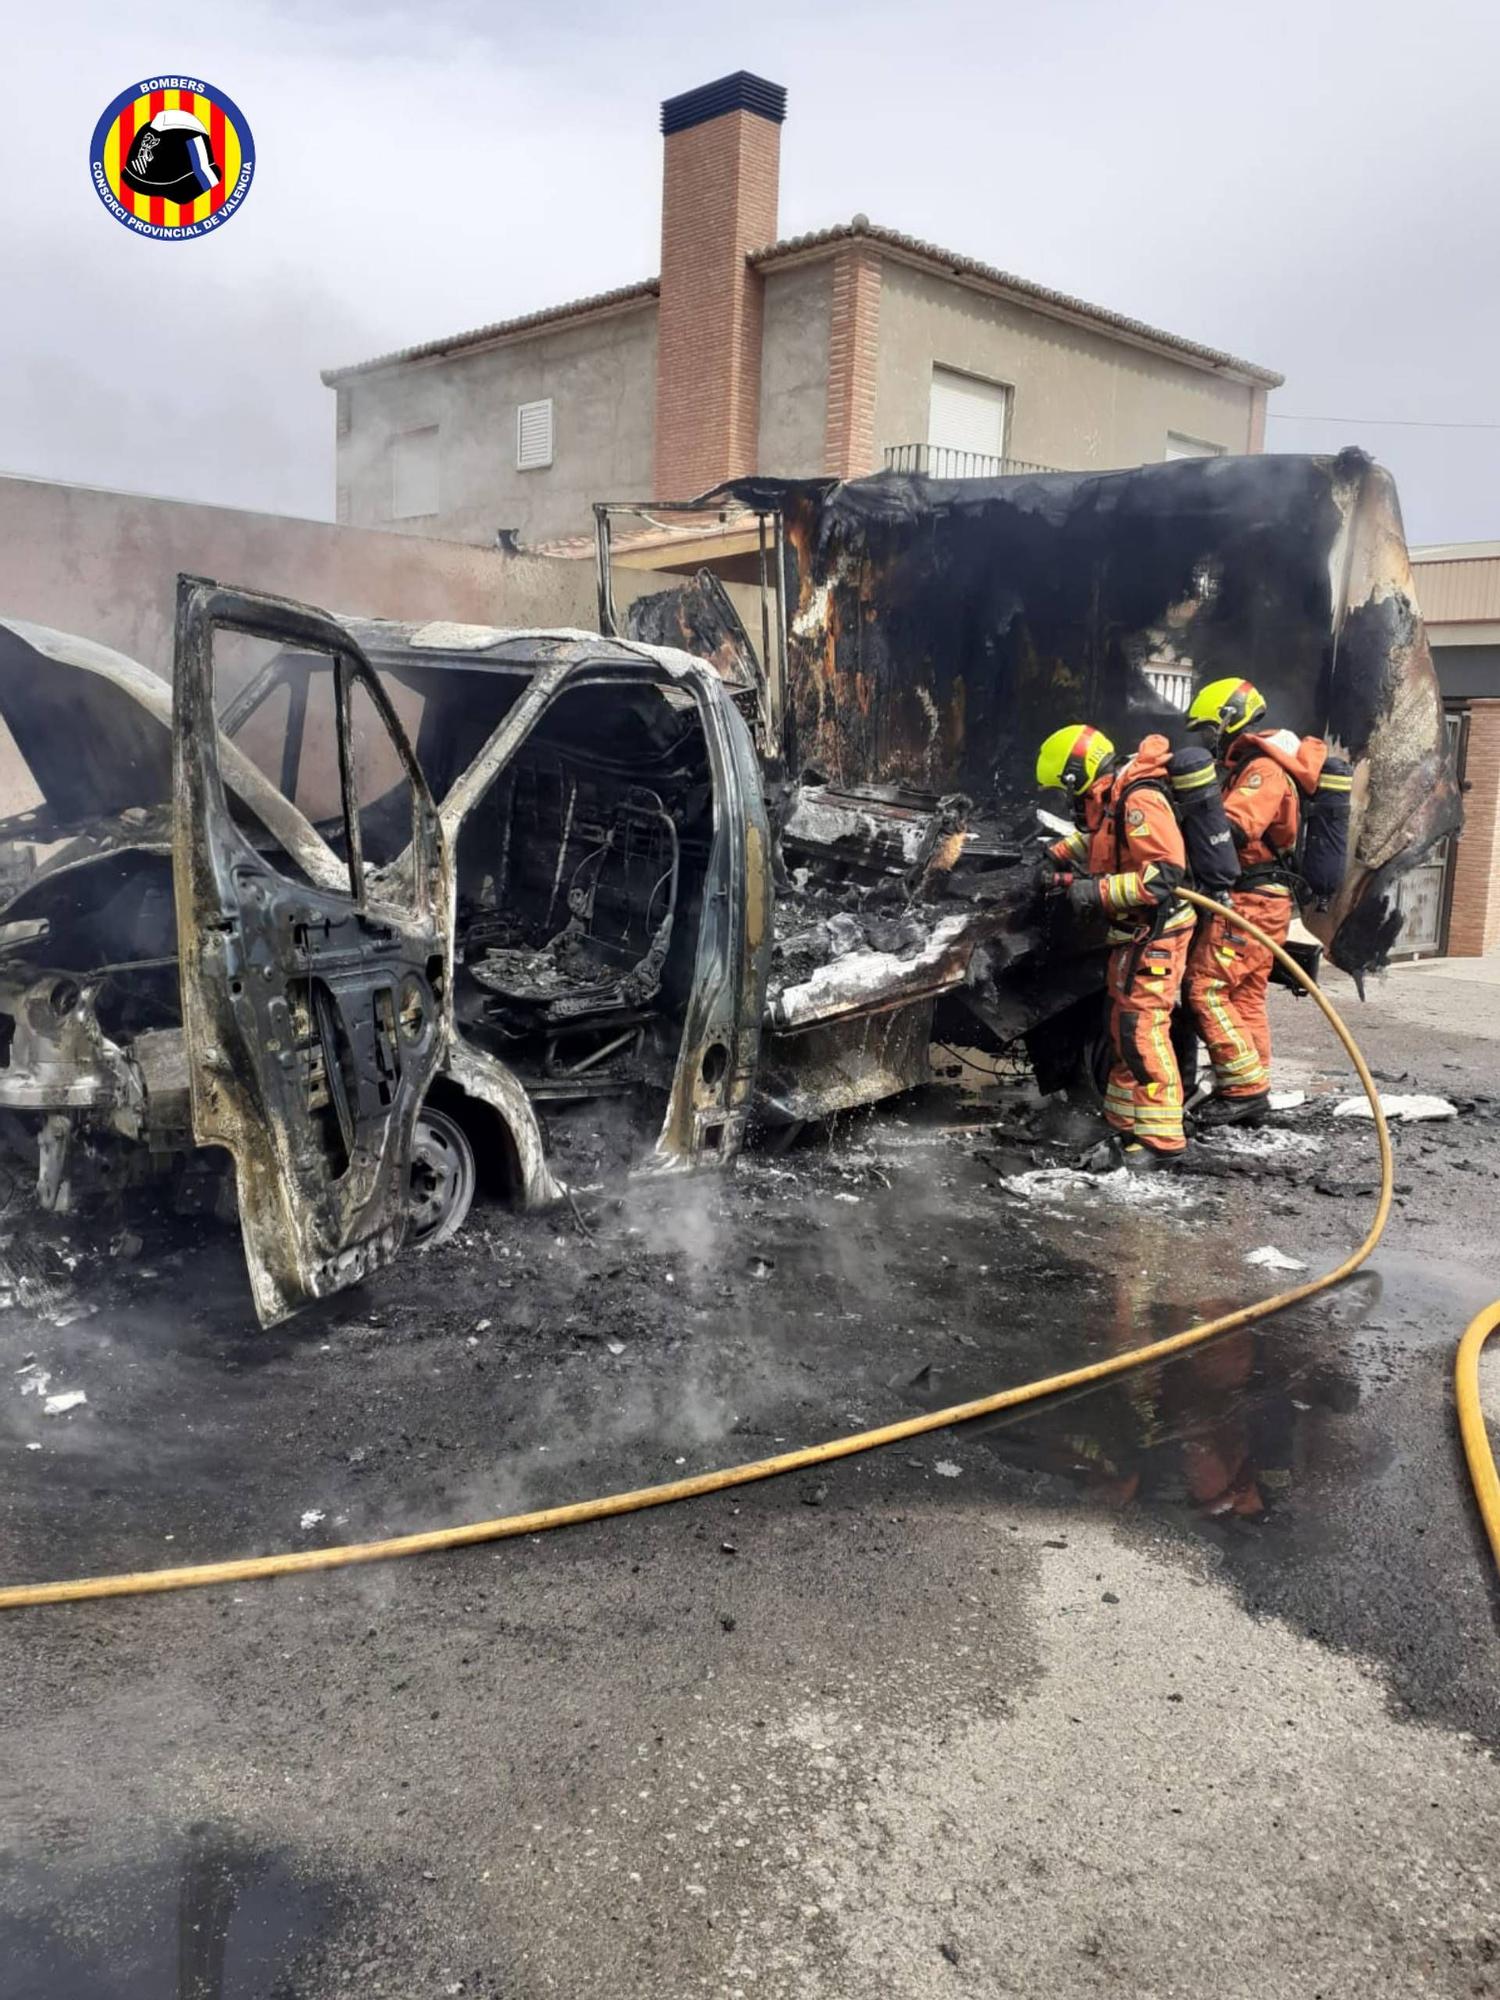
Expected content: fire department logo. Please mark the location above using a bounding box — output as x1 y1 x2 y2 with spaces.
90 78 254 238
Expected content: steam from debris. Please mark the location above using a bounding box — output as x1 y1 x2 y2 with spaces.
316 1125 991 1583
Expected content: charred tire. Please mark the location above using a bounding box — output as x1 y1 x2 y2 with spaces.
407 1104 477 1249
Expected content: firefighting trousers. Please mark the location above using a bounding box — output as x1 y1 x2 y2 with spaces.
1103 923 1193 1154
1184 887 1293 1097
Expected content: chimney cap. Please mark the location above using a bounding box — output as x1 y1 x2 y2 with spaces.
661 72 787 136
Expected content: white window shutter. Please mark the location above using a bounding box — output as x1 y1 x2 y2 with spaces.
517 399 554 471
926 368 1010 477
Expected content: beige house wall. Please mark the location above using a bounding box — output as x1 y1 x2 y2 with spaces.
757 263 833 477
871 259 1259 472
338 301 659 551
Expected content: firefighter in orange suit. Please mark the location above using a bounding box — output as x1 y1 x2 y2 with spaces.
1037 725 1196 1168
1183 678 1327 1126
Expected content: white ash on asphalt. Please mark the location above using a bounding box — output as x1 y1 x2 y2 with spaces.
1197 1125 1323 1159
1334 1093 1459 1122
996 1165 1208 1210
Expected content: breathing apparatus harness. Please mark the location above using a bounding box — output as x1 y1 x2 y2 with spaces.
1227 744 1354 913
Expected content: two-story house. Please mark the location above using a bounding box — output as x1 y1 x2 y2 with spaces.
323 72 1281 550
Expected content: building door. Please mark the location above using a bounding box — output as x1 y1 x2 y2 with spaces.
1391 706 1467 957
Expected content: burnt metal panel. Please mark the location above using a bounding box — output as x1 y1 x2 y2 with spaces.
621 567 759 692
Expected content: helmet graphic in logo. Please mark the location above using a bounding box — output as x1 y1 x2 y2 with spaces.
90 78 255 239
120 108 221 204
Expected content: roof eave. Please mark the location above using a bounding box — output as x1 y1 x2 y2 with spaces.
751 226 1283 390
321 280 661 387
1410 541 1500 564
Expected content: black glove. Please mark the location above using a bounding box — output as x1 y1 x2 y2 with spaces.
1034 858 1068 895
1064 877 1100 918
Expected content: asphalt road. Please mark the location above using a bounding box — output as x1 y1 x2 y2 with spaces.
1 970 1498 1997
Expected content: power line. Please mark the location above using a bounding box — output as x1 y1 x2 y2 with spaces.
1266 413 1500 432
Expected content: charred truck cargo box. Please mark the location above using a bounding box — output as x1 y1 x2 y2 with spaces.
601 450 1459 985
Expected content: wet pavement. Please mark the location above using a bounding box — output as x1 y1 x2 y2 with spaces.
2 1824 342 2000
0 984 1498 1994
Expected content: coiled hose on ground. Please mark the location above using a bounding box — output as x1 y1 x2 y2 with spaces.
0 889 1494 1610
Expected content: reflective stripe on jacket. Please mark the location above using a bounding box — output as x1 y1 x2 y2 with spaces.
1050 735 1191 937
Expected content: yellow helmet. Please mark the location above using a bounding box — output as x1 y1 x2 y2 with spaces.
1036 723 1115 796
1187 677 1266 739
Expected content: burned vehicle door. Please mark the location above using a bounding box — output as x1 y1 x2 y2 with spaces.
173 578 448 1325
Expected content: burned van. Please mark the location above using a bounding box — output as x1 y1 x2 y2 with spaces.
0 583 774 1322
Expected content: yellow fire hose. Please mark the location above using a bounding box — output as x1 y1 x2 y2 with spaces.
0 888 1492 1611
1456 1303 1500 1572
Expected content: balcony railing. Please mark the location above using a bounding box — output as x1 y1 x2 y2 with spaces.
883 443 1061 479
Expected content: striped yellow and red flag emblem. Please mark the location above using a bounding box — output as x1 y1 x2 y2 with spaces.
90 79 254 236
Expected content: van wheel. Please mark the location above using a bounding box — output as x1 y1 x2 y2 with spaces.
408 1104 477 1248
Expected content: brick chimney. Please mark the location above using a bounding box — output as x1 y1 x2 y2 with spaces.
655 72 786 499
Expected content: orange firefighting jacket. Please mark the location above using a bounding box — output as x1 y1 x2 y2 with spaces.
1223 728 1328 887
1048 735 1192 938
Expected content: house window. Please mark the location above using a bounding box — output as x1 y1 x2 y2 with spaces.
926 367 1010 478
1164 432 1226 461
391 426 439 519
517 398 554 471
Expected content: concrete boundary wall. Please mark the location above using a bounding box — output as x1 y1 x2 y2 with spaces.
0 475 621 677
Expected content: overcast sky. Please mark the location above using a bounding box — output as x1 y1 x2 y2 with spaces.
4 0 1497 545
